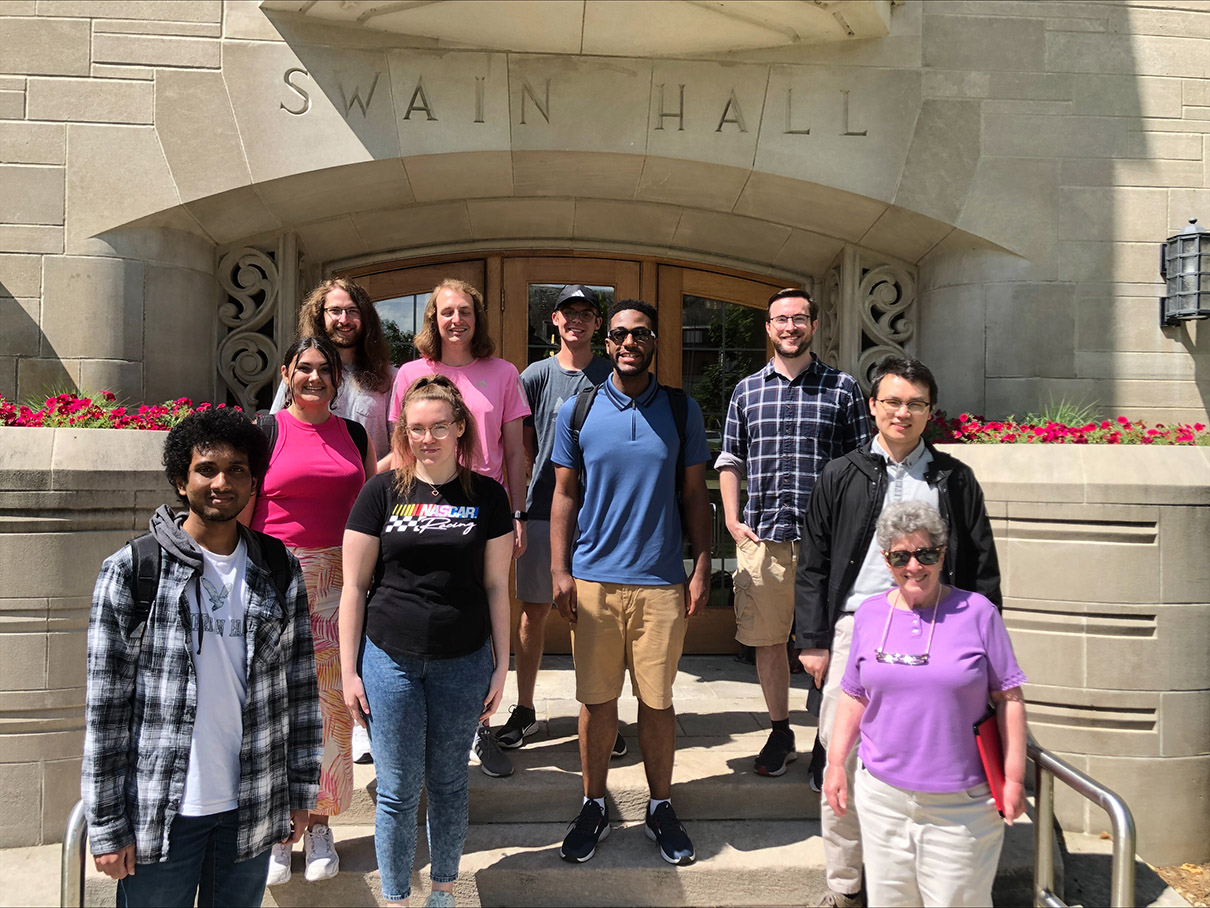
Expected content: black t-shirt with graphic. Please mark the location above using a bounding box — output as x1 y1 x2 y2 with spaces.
345 470 512 660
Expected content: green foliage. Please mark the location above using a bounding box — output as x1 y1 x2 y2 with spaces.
1019 395 1102 428
383 319 416 364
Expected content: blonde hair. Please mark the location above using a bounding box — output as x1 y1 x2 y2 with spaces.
392 374 480 499
413 278 495 362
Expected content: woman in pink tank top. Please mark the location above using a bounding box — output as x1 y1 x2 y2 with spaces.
246 335 375 887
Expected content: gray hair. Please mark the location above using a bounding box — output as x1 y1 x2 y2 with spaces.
876 501 948 551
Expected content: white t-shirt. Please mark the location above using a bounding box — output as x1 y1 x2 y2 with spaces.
179 539 249 817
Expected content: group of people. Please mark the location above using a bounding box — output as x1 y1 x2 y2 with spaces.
82 275 1028 908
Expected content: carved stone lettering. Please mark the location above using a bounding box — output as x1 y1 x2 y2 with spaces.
840 89 867 136
474 76 485 123
402 77 438 121
338 71 381 118
716 89 748 133
655 83 685 131
280 67 311 116
520 78 550 125
783 88 810 135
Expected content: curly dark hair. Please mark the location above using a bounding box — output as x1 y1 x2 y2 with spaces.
609 298 659 334
296 277 393 393
163 407 270 504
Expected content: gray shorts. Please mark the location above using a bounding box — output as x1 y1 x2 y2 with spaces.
515 519 553 603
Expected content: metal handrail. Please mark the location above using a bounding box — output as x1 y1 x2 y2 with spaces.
1029 735 1137 908
61 799 86 908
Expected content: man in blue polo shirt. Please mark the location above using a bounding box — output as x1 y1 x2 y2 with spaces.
550 299 712 867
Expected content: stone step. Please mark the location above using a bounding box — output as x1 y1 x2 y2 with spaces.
336 731 822 826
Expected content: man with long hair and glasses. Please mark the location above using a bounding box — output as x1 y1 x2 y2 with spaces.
272 277 396 474
794 357 1002 908
716 287 869 782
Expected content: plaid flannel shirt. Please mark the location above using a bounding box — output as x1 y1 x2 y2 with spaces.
82 521 321 864
716 356 871 542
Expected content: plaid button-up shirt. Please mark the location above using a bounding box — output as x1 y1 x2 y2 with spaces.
716 356 871 542
83 515 321 864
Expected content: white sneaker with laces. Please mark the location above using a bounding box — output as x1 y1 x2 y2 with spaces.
303 824 340 882
352 721 373 764
266 842 292 885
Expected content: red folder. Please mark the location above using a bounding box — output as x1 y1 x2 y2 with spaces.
974 707 1006 816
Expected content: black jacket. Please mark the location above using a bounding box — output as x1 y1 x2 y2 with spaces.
794 442 1002 651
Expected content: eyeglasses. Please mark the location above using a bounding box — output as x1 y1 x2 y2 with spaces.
875 650 931 666
874 398 932 416
324 306 362 321
405 423 453 440
883 546 945 568
606 327 656 345
558 307 598 324
768 315 813 328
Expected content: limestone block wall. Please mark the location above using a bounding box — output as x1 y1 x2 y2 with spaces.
0 426 173 850
957 445 1210 865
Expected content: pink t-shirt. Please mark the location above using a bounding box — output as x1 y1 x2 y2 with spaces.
389 357 531 488
250 411 365 548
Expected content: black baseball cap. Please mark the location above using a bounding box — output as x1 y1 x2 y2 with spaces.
555 284 600 312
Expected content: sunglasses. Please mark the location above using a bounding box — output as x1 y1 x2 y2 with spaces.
606 327 656 345
883 546 945 568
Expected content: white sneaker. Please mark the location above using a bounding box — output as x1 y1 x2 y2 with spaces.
352 722 373 764
266 842 292 885
424 890 455 907
303 824 340 882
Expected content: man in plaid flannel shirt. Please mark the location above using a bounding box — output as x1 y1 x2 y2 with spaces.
716 288 870 781
82 407 321 907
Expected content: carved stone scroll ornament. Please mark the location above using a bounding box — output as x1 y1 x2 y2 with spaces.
216 248 281 411
856 262 915 391
818 267 842 369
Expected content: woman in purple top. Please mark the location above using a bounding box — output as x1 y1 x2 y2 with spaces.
823 501 1028 908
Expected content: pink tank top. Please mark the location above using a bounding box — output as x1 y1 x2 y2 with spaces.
251 410 364 548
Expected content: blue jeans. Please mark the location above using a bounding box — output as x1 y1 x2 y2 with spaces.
115 810 270 908
361 636 493 902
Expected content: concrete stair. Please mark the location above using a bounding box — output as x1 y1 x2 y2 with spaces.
67 656 1044 906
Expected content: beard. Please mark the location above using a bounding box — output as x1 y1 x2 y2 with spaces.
610 346 654 375
327 326 360 348
772 335 810 359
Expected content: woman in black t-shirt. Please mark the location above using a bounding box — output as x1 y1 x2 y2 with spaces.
338 375 512 907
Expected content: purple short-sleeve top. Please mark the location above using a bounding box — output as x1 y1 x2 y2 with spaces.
840 587 1027 793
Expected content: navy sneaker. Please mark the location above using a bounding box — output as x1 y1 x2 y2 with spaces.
560 799 610 863
645 802 695 865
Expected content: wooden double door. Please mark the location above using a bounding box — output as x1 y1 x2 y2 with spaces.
342 251 789 654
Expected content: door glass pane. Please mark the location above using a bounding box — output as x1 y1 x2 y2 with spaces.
527 283 613 365
681 295 767 604
376 293 427 364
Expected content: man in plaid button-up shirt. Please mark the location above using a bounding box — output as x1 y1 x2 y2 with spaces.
83 408 321 907
716 288 869 780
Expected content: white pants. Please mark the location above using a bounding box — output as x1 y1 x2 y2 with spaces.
855 764 1005 908
818 613 862 894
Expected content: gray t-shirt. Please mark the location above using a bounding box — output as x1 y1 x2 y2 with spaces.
270 363 396 461
521 354 611 518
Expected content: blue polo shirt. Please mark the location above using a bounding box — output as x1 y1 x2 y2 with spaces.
551 375 709 586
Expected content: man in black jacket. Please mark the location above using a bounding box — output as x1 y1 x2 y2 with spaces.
794 357 1001 908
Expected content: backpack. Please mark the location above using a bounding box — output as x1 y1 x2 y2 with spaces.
255 413 369 464
125 530 293 643
569 380 690 502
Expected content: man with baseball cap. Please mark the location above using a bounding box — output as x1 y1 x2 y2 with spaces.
494 285 615 752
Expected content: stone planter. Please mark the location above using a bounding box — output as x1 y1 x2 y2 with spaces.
953 444 1210 865
1 430 1207 863
0 427 172 849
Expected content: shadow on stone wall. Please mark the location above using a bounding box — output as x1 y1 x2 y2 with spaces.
1 278 75 403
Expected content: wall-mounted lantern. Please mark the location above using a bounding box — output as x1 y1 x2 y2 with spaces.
1160 218 1210 327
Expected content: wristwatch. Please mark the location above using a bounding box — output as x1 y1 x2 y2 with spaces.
512 511 528 522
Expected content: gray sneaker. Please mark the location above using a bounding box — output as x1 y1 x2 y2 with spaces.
472 724 514 777
818 889 865 908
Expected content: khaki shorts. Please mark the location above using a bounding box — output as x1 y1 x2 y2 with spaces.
571 580 687 710
732 538 799 647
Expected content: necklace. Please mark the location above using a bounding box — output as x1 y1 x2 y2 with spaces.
874 585 942 666
420 478 441 498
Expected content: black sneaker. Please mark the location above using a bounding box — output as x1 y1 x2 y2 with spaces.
754 728 797 777
560 800 610 863
611 730 628 758
471 724 514 777
495 705 538 750
645 802 695 865
808 736 826 793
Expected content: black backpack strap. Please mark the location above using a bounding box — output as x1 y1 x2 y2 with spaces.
246 529 294 608
256 413 279 458
341 417 370 465
125 532 160 644
663 386 689 496
569 383 602 452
